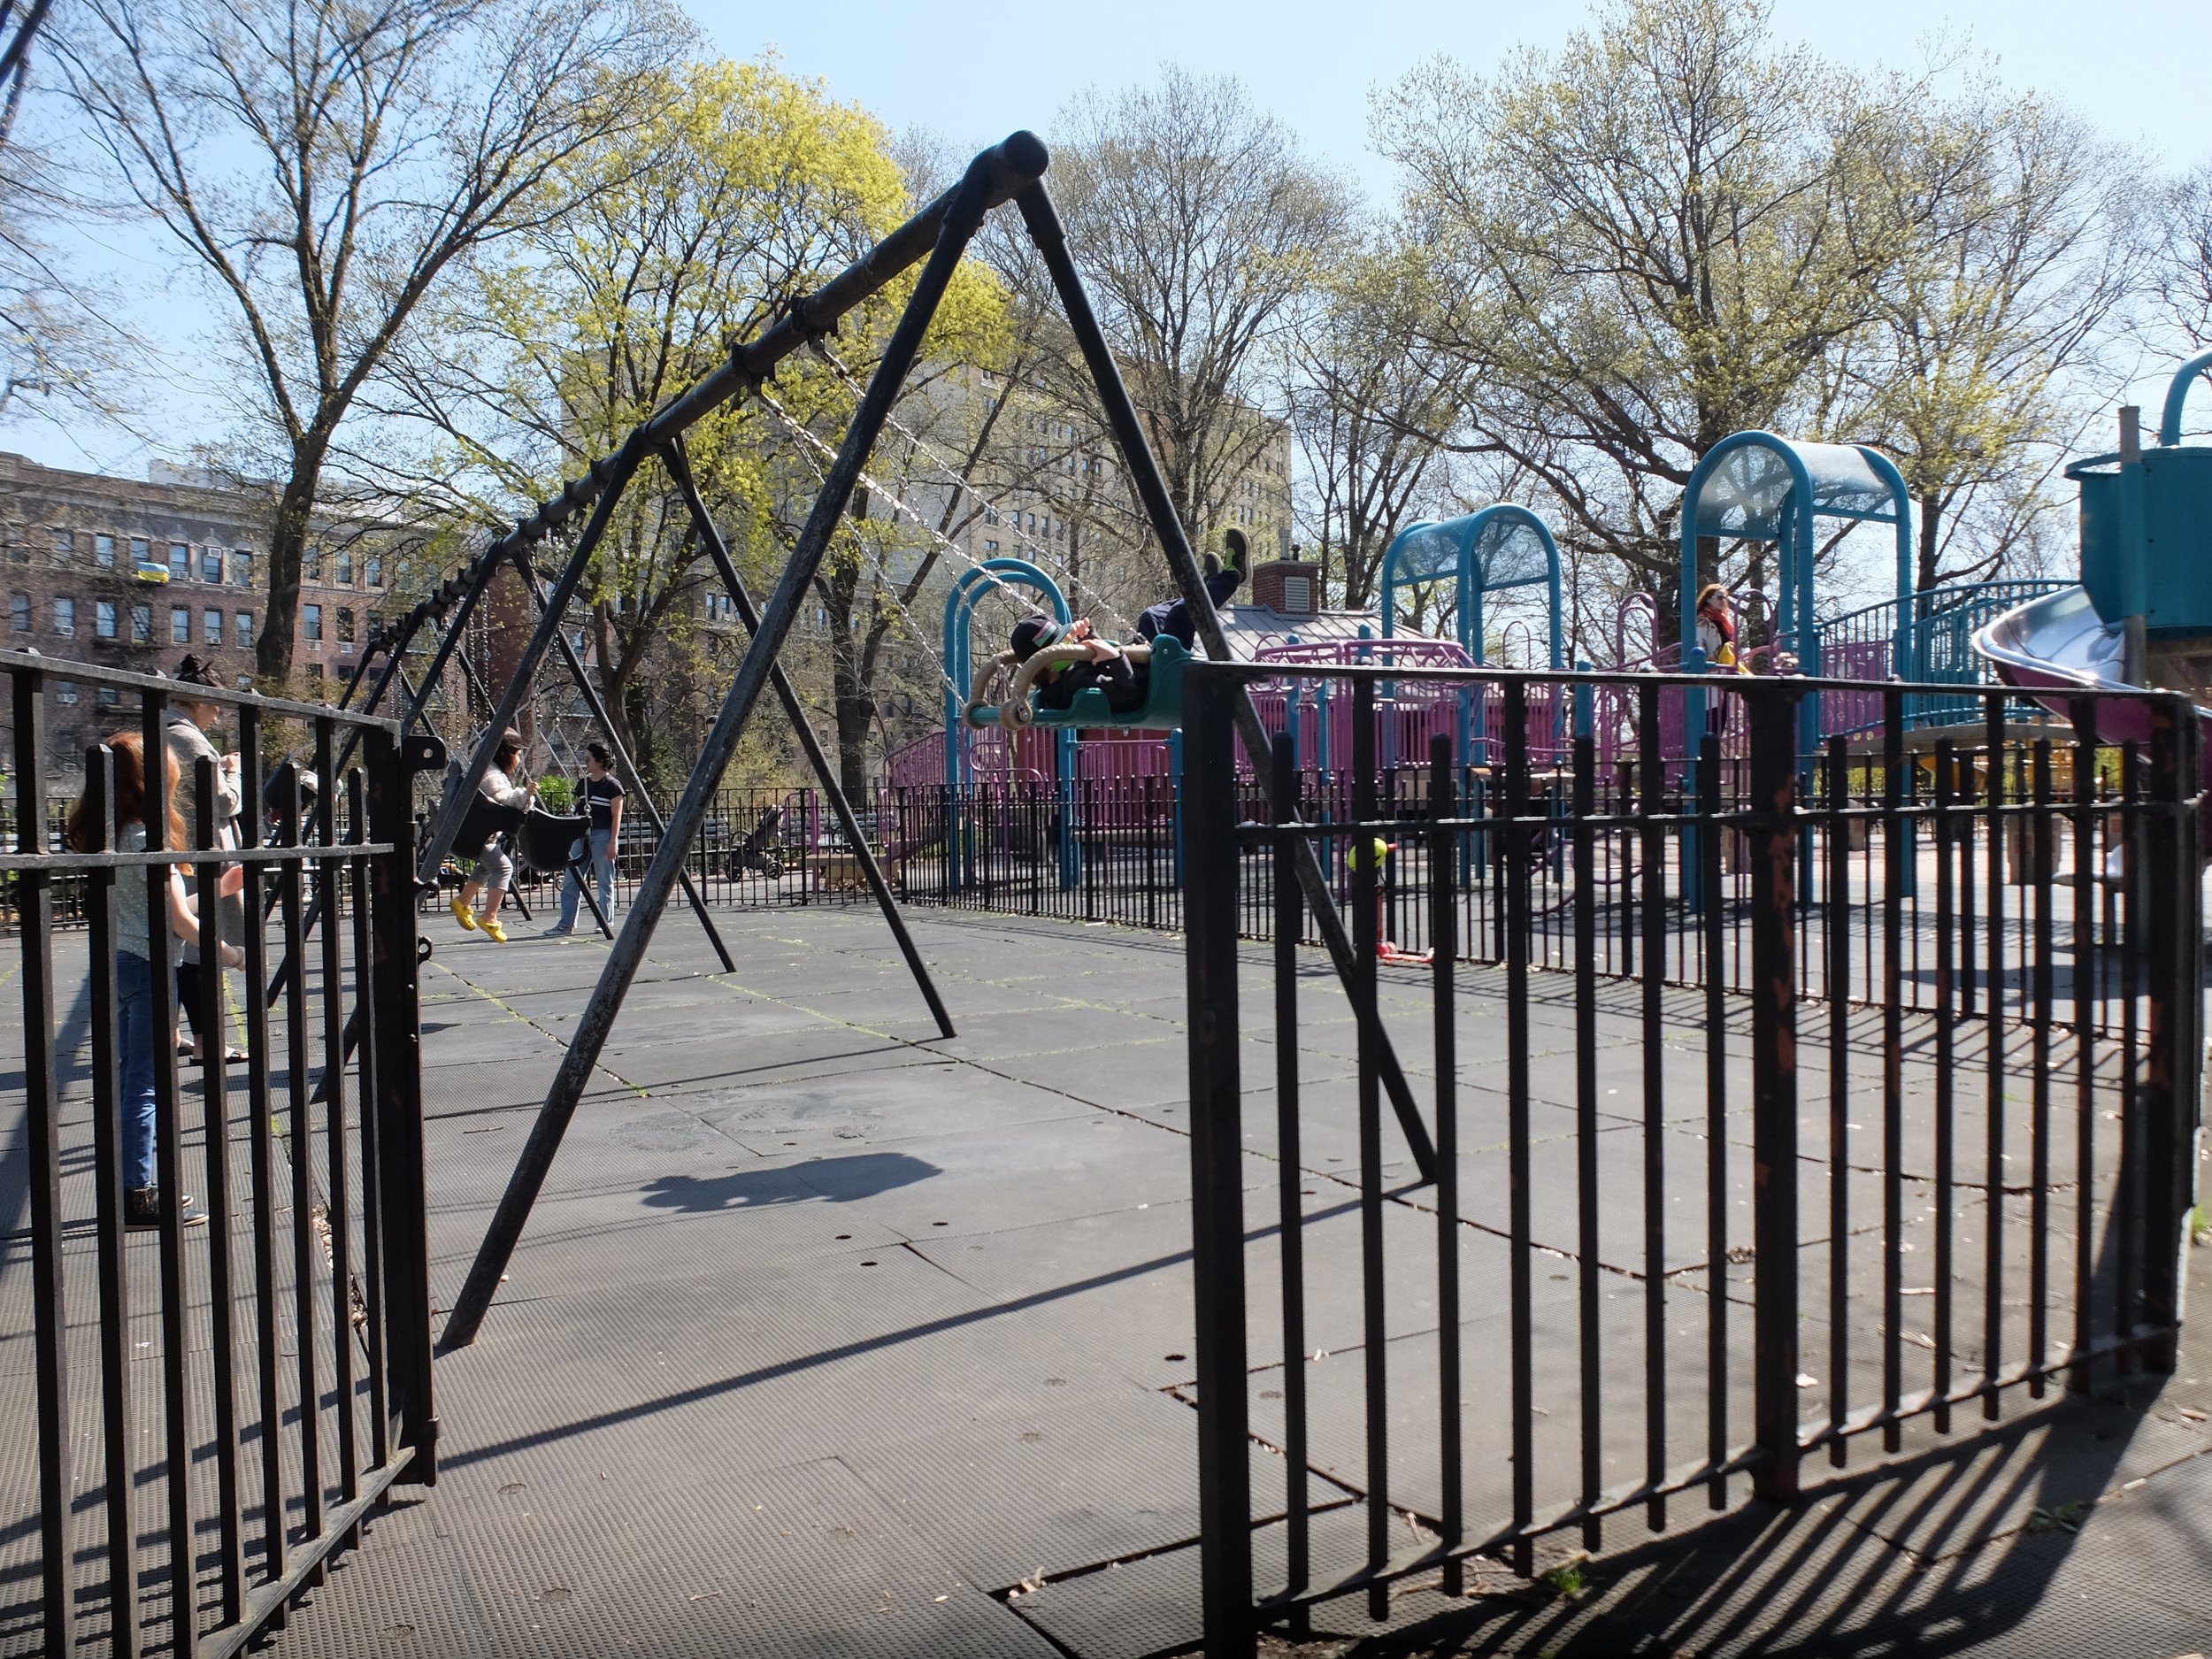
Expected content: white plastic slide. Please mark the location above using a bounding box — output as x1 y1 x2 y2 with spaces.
1972 584 2212 747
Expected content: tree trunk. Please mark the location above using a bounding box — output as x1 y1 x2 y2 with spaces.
255 429 334 687
1916 490 1943 591
832 679 873 802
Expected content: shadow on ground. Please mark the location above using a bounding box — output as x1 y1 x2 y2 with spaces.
640 1151 940 1212
1263 1368 2212 1658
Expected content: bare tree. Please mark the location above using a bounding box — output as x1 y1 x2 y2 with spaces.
1851 81 2142 588
1047 67 1353 562
1286 237 1468 609
2156 160 2212 358
47 0 687 685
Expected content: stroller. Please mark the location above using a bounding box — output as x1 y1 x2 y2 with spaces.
728 803 787 879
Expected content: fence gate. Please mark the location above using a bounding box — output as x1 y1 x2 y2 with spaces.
4 651 439 1657
1178 661 2203 1656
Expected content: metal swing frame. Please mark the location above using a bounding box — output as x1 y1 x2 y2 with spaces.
426 132 1441 1363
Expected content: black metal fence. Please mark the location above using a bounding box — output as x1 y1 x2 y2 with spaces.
3 649 439 1657
1175 662 2203 1655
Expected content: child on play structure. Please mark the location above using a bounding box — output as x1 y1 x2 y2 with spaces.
1005 543 1246 713
1694 583 1753 673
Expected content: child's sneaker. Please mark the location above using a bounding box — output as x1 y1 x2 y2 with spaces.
450 896 477 931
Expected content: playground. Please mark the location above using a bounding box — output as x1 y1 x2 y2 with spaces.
10 904 2209 1657
7 129 2212 1659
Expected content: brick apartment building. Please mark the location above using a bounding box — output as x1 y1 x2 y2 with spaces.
0 451 417 786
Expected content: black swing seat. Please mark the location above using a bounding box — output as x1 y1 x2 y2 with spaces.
457 790 527 854
518 806 591 872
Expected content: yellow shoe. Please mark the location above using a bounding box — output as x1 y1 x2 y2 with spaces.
450 896 477 932
480 916 508 943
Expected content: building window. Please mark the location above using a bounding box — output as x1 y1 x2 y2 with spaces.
133 604 152 642
202 547 223 583
168 541 190 579
53 597 73 635
96 600 119 639
129 536 150 568
10 594 27 631
307 663 325 688
232 550 253 588
303 603 322 642
54 680 77 704
303 547 323 583
51 527 72 559
234 611 253 649
365 556 383 588
97 685 120 708
336 607 354 644
984 539 1000 554
6 525 24 563
334 550 352 586
95 534 117 569
204 609 221 645
171 606 189 644
984 506 999 525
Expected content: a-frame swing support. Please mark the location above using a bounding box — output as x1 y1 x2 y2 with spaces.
442 133 1437 1371
431 133 1421 1656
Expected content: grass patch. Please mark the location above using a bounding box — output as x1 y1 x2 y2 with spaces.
1540 1560 1591 1599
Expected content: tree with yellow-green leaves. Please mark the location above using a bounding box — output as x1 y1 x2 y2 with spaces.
380 58 1011 796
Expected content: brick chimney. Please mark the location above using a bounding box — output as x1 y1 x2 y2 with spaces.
1250 557 1321 618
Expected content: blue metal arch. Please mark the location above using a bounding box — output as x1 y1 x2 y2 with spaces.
1379 503 1565 667
2158 349 2212 448
941 558 1068 789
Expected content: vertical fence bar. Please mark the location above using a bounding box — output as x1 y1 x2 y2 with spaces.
15 668 74 1657
196 755 247 1623
1933 742 1957 1433
1351 678 1391 1611
83 743 142 1657
1747 683 1801 1504
2139 695 2201 1371
1184 668 1252 1659
1881 698 1907 1448
1573 729 1603 1547
1982 699 2007 1417
1699 733 1728 1505
1430 733 1466 1586
2030 740 2054 1395
1635 682 1666 1528
143 685 197 1640
318 727 361 1512
365 727 437 1481
1502 680 1536 1573
2116 744 2140 1364
236 709 288 1603
2070 706 2099 1391
1271 734 1310 1627
349 771 390 1473
1824 736 1850 1465
279 766 325 1564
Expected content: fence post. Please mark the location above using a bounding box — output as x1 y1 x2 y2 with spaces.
365 728 438 1481
13 668 74 1656
1747 680 1802 1502
1183 665 1252 1658
2139 693 2202 1371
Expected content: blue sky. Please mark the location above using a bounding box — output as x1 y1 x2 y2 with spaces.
8 0 2209 476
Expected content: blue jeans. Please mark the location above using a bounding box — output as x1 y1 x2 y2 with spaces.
117 952 157 1190
558 827 615 930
